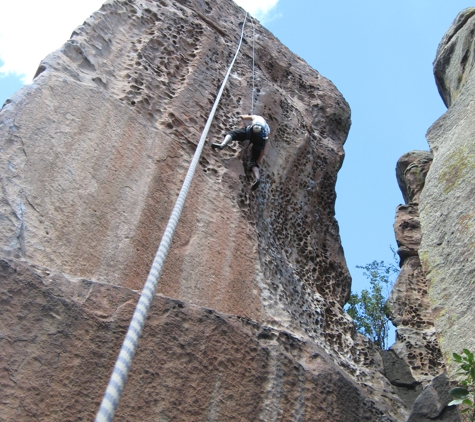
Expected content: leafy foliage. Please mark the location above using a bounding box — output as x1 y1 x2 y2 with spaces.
345 259 399 349
449 349 475 420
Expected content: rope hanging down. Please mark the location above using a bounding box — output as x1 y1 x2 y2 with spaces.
95 12 250 422
251 16 256 114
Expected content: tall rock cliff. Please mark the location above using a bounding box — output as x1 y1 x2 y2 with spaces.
0 0 407 420
0 0 353 348
386 152 462 421
388 150 444 387
419 7 475 373
384 7 475 422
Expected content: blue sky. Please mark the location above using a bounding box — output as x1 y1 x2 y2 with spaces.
264 1 475 290
0 0 473 301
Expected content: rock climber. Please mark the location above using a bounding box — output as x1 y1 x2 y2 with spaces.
212 114 270 191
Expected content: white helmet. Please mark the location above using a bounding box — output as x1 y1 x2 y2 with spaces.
252 124 263 133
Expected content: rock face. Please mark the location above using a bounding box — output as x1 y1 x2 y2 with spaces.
388 151 445 386
379 349 423 409
0 0 352 349
386 151 461 420
419 6 475 373
1 259 402 421
434 7 475 109
385 6 475 420
0 0 408 420
0 257 409 421
395 151 433 213
407 374 461 422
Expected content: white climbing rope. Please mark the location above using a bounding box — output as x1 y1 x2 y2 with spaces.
251 16 256 114
95 12 250 422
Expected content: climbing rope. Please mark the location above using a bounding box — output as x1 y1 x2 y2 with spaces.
95 12 249 422
251 16 256 114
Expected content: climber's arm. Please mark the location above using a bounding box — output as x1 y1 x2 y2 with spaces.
240 114 254 123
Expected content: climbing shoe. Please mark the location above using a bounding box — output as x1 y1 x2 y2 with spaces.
251 179 260 191
211 143 224 150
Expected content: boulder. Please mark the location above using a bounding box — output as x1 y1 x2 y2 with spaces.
407 374 461 422
380 349 422 409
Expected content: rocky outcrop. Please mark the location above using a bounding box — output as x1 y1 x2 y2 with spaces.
0 0 353 349
378 351 460 421
386 152 464 422
385 6 475 420
0 0 408 420
407 374 461 422
384 151 453 422
1 258 404 421
396 151 433 206
419 6 475 374
434 7 475 108
380 349 423 408
388 151 445 387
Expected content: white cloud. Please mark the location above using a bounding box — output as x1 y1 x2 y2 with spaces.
0 0 280 83
0 0 105 82
233 0 279 21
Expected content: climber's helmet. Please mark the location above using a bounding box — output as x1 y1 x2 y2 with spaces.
252 124 263 134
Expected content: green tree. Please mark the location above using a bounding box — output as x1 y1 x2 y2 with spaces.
345 259 399 349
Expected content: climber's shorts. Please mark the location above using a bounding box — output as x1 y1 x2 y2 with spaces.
226 128 265 171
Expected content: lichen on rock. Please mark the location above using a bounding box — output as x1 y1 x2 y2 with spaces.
421 6 475 375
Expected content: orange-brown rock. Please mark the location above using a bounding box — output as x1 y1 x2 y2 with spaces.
387 151 448 418
387 256 445 383
0 0 409 419
0 259 405 421
394 204 421 263
0 0 352 346
395 151 433 205
388 151 444 388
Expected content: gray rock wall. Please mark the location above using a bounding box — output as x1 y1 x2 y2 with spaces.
384 8 475 421
420 7 475 372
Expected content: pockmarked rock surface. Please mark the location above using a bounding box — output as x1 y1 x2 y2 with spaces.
388 151 444 387
0 0 409 419
420 6 475 373
384 150 452 422
0 0 353 349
